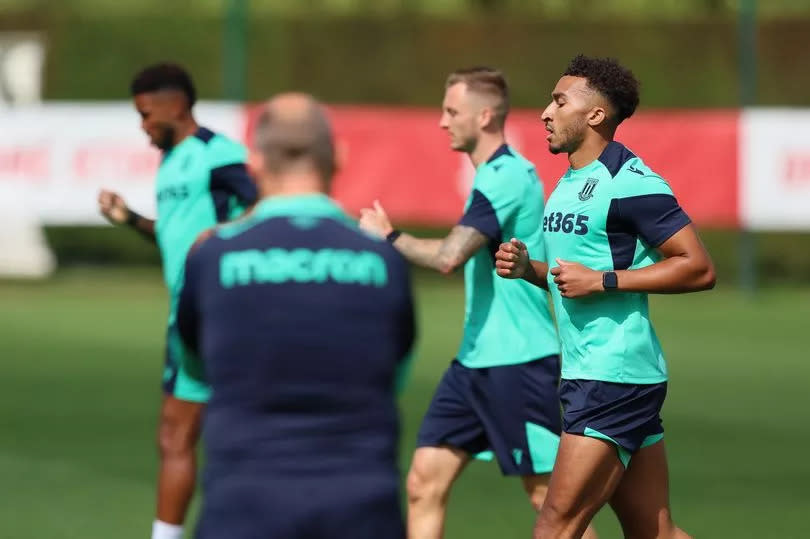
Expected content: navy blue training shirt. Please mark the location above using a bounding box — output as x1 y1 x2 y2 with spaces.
176 193 416 477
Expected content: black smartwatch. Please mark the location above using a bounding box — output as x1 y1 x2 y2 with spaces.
602 271 618 290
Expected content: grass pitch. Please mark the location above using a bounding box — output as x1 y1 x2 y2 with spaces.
0 268 807 538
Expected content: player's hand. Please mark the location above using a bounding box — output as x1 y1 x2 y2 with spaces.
98 189 130 225
495 238 530 279
358 200 394 239
550 259 603 298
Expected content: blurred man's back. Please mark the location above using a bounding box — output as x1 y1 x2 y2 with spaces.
176 94 415 539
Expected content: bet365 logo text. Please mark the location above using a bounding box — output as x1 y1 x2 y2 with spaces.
542 212 590 235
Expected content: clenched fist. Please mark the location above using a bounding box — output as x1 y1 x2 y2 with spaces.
98 190 130 225
550 259 604 298
495 238 530 279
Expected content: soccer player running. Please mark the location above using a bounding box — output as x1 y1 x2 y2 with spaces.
174 93 415 538
97 64 257 539
359 68 595 539
496 55 716 538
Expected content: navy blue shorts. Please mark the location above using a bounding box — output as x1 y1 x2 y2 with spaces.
195 473 403 539
559 379 667 467
416 356 562 475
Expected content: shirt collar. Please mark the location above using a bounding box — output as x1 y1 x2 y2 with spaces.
252 193 350 222
486 143 513 164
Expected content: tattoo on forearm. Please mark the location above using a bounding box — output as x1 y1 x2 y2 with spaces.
394 225 487 272
436 226 488 270
391 235 443 269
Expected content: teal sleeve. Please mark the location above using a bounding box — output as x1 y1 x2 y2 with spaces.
475 165 522 228
612 173 691 248
615 173 676 197
207 135 248 169
457 166 521 240
207 135 257 221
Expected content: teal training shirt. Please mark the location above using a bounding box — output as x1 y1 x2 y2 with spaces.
155 127 257 305
457 145 559 368
542 142 691 384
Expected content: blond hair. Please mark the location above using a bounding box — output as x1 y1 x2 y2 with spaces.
446 67 510 127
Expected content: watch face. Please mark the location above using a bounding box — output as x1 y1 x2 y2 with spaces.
604 272 618 289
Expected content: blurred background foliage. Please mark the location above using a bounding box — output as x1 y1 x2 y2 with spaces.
1 0 809 106
2 0 810 18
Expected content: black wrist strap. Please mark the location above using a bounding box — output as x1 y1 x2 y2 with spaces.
386 229 402 243
126 209 141 227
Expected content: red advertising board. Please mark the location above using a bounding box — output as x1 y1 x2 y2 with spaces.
244 106 738 227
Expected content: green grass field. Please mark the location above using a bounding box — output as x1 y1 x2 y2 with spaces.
1 268 808 538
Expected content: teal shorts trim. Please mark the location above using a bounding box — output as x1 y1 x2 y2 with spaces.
560 379 667 468
163 322 210 403
473 422 559 474
418 356 562 476
583 427 664 468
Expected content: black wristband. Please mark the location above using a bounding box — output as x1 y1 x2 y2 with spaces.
602 271 618 290
386 229 402 243
126 209 141 226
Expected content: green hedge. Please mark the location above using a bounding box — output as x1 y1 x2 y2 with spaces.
44 226 810 287
2 12 809 106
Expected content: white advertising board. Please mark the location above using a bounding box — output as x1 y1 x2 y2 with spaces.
0 102 243 224
741 109 810 230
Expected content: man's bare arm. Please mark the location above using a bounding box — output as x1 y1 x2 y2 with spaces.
98 189 156 243
392 225 488 274
126 210 157 242
549 225 716 298
524 260 550 290
613 224 715 293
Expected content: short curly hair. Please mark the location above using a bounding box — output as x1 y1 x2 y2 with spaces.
130 63 196 108
563 54 639 125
